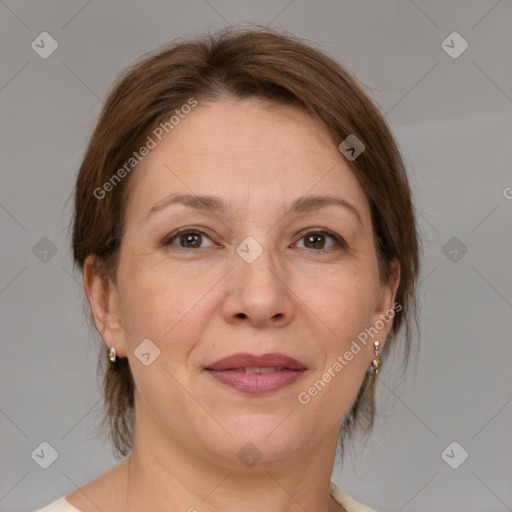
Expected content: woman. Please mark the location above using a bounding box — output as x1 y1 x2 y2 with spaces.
36 26 419 512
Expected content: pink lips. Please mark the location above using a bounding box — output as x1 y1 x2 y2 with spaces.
204 352 307 395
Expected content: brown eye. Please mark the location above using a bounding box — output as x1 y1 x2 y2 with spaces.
296 230 346 251
163 229 214 249
179 232 202 248
304 233 327 249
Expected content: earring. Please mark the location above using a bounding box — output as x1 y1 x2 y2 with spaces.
108 346 117 362
371 341 382 375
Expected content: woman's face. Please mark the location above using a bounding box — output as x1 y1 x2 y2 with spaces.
87 97 399 468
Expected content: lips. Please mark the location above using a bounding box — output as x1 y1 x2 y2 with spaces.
204 352 307 395
205 352 307 372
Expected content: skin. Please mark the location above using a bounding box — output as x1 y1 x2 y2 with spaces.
71 96 400 512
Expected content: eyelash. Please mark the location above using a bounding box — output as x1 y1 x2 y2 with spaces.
162 227 347 252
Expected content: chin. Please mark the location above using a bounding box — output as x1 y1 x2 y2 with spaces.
204 420 306 464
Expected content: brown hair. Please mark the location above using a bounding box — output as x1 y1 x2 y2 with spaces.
72 25 420 461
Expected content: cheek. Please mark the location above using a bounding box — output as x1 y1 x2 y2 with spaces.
305 266 377 393
314 267 377 337
298 276 373 419
117 258 216 362
117 268 200 404
117 257 183 343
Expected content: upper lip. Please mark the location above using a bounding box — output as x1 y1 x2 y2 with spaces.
205 352 307 371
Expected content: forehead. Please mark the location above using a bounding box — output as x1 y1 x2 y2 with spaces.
125 97 371 225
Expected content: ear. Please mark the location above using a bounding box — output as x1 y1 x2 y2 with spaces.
370 257 401 352
83 254 128 358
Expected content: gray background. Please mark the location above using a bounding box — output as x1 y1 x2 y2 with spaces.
1 1 511 511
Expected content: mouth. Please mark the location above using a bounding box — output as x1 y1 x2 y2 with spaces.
204 353 307 395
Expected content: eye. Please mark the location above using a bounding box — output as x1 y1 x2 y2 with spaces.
163 228 215 249
294 230 346 251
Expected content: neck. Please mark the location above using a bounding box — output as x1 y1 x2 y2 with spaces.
120 409 345 512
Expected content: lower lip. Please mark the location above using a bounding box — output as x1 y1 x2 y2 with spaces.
205 369 306 394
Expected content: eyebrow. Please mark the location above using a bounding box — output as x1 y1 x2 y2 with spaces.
145 193 362 225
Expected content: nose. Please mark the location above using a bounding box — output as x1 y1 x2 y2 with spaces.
221 241 295 329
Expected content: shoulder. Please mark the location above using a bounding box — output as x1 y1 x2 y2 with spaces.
38 458 129 512
330 482 378 512
34 496 81 512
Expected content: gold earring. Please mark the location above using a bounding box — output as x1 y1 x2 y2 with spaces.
108 346 117 362
371 341 382 375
